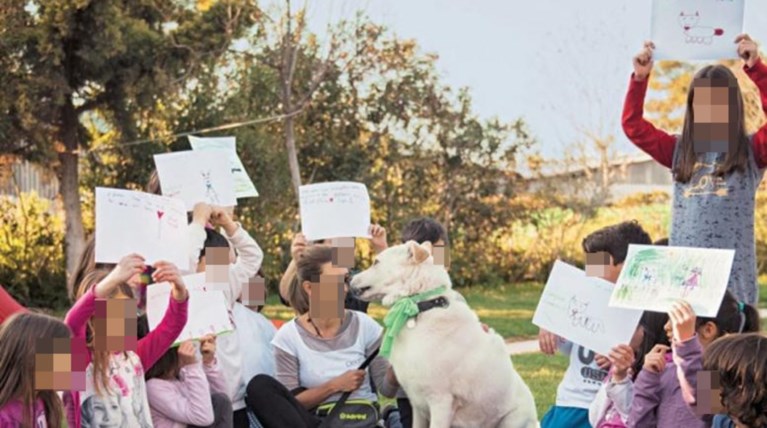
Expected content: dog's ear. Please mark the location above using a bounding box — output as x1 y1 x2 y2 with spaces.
406 240 431 265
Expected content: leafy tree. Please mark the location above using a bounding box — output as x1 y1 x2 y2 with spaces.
0 0 257 276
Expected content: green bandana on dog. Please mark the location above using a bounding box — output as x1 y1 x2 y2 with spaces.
381 286 447 358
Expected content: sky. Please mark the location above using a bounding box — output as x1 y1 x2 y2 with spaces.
307 0 767 160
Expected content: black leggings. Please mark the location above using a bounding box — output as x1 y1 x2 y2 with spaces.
246 374 322 428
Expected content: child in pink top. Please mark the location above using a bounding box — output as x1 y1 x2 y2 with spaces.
64 254 189 428
145 335 231 428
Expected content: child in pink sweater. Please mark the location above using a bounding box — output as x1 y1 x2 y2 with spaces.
65 254 189 428
145 335 231 428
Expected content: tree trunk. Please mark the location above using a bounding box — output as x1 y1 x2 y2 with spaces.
58 99 85 280
284 113 302 197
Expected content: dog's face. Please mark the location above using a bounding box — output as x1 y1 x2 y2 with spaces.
350 241 452 306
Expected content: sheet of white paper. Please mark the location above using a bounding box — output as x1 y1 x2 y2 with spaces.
94 188 189 269
146 273 233 345
650 0 745 61
610 245 734 317
154 150 237 211
188 135 259 198
299 182 371 241
533 260 644 356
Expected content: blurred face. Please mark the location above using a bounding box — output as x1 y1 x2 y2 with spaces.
585 252 622 283
304 262 348 320
691 79 737 152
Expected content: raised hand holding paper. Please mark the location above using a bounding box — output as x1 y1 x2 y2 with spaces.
299 182 371 241
651 0 745 61
146 273 233 345
609 245 734 317
95 188 188 269
188 135 259 198
154 150 237 210
532 260 643 356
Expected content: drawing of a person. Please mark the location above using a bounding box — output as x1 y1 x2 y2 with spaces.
682 267 702 297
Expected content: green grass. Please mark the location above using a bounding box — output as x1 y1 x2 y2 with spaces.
514 353 569 419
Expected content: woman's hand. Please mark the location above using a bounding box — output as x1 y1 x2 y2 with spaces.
369 224 388 254
669 300 696 343
96 254 145 298
608 344 636 382
633 41 655 81
152 261 188 301
210 206 238 236
291 233 308 260
643 344 670 374
330 369 366 393
736 34 759 68
178 341 198 366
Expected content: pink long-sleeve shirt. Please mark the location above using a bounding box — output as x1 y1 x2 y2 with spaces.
64 288 188 428
146 359 228 428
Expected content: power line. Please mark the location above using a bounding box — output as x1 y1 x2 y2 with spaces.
86 108 304 153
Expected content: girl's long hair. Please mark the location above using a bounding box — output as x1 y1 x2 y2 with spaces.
673 65 750 183
75 269 133 397
0 312 69 428
632 311 671 380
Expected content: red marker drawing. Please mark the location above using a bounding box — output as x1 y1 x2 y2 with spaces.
157 210 165 239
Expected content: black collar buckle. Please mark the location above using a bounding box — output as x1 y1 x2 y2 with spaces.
416 296 450 314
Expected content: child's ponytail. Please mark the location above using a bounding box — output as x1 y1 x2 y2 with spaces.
696 291 760 337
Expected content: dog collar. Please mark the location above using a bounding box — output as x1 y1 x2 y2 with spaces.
416 296 450 313
380 286 448 358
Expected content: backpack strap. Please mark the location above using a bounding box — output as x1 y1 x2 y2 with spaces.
318 347 380 428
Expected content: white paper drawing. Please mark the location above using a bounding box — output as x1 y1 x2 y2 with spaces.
188 135 259 198
94 188 189 269
299 182 371 241
146 273 233 345
153 150 237 211
609 245 734 317
650 0 745 61
532 260 643 355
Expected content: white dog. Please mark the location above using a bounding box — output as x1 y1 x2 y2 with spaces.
350 241 538 428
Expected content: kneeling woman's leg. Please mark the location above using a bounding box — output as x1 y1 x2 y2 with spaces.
246 374 321 428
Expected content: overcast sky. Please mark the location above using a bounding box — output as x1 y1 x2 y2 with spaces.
307 0 767 159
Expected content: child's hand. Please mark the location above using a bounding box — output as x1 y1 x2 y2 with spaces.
152 261 188 301
595 353 612 370
608 344 636 382
192 203 213 226
633 41 655 81
210 206 238 235
200 334 217 365
643 344 670 374
291 233 308 260
538 329 560 355
369 224 388 254
178 341 198 366
736 34 759 68
97 254 145 298
669 300 696 343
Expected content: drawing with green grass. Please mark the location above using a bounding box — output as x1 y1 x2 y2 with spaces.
609 244 735 317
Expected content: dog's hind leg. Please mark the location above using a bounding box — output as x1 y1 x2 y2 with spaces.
412 409 429 428
495 410 539 428
426 396 454 428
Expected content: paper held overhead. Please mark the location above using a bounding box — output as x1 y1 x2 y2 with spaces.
188 135 259 199
650 0 745 61
299 181 372 241
154 149 238 211
94 187 189 270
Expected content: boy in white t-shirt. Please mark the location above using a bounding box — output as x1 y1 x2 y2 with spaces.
539 221 653 428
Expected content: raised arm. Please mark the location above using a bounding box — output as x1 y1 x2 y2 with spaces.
627 369 661 427
741 46 767 168
146 365 215 426
137 262 189 370
622 41 677 169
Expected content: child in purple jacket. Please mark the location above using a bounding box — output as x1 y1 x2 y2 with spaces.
628 292 759 427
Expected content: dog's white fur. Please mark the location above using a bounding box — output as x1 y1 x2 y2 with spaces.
350 241 538 428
